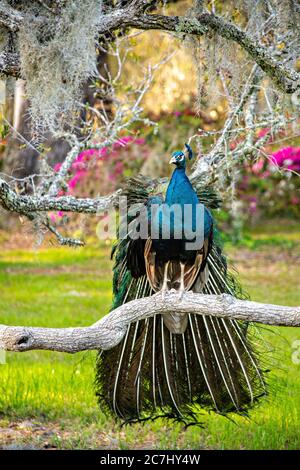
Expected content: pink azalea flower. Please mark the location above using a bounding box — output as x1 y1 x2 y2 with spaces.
114 161 124 175
252 159 264 174
72 161 86 171
99 147 107 157
249 201 257 214
135 138 146 145
270 147 300 170
258 128 270 138
291 196 300 205
68 171 86 190
54 163 62 172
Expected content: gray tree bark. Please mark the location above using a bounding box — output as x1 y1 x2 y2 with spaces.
0 2 299 93
0 291 299 354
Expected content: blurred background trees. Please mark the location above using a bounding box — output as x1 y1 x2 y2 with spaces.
0 0 299 243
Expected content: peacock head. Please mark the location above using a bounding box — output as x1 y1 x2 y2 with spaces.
169 143 193 169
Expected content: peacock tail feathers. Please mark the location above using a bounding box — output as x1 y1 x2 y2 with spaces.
95 174 267 424
121 174 222 210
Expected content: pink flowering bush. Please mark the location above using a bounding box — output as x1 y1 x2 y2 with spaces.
69 136 148 194
238 146 300 219
270 147 300 172
49 135 149 222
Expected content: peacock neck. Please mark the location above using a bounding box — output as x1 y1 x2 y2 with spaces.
170 166 186 183
166 166 189 205
173 166 186 175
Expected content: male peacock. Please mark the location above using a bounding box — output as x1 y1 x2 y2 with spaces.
95 144 266 424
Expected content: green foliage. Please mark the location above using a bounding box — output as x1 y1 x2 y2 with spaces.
0 224 300 448
216 216 300 250
0 120 9 141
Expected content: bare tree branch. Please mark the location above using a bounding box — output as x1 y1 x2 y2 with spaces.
0 176 121 215
0 32 164 246
0 2 23 32
121 12 299 94
0 50 20 77
0 291 299 354
1 3 298 363
0 4 299 93
190 65 261 180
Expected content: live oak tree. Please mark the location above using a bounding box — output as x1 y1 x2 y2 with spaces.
0 0 299 352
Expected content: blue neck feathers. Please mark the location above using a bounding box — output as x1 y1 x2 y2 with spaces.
166 166 198 207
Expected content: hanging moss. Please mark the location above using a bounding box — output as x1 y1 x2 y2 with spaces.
185 0 299 109
18 0 103 133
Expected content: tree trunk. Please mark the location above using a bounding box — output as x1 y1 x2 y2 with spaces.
3 80 39 180
3 51 112 180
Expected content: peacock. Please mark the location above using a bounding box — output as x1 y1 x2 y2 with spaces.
95 144 266 424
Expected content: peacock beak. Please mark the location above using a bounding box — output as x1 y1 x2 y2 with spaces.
169 156 177 164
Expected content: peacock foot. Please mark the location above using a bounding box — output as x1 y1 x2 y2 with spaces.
160 286 169 300
178 288 185 300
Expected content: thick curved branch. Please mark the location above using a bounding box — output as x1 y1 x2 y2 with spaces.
0 2 23 32
0 177 121 215
0 291 299 353
0 3 299 93
122 12 299 94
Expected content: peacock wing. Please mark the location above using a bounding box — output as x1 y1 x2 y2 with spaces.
123 175 166 279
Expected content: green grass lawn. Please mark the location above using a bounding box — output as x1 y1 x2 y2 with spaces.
0 224 299 449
